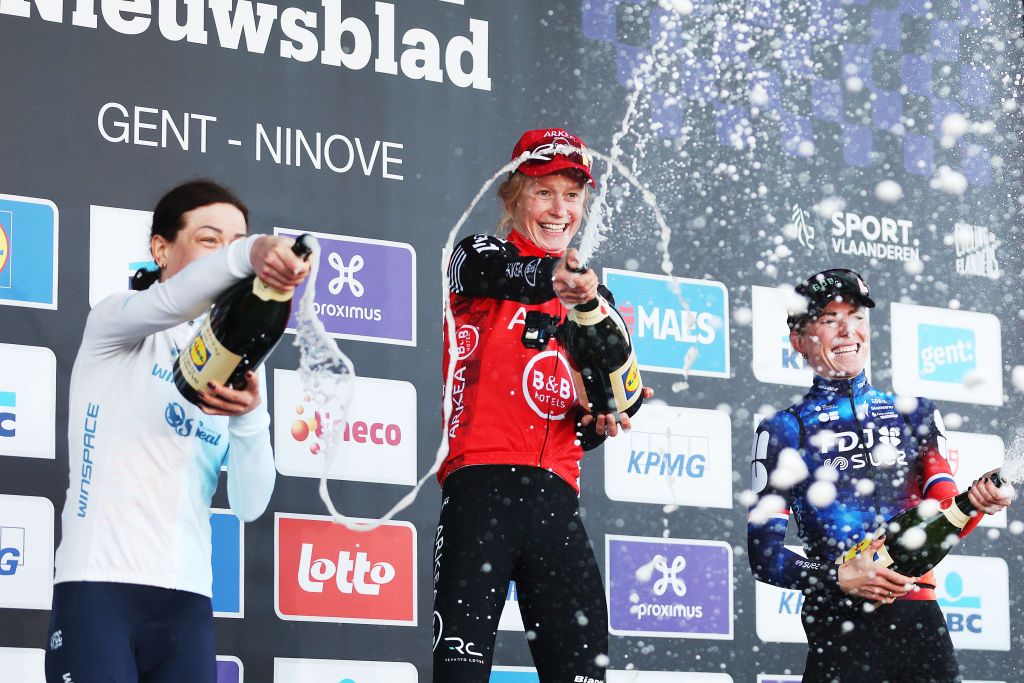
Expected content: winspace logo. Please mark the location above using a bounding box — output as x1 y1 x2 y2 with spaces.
0 494 53 610
88 205 153 307
0 193 59 309
273 657 417 682
276 229 416 346
754 545 808 643
273 369 416 485
275 513 416 625
0 344 56 460
211 510 243 618
891 303 1002 407
604 269 729 378
918 324 974 383
935 556 1009 650
604 404 732 509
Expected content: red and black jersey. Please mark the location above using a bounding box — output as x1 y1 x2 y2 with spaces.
439 231 606 492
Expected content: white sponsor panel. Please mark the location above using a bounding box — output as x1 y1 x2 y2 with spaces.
88 205 154 307
751 285 812 387
755 545 808 643
934 555 1010 651
0 647 45 683
0 495 54 609
273 369 416 485
604 404 732 509
945 431 1005 528
608 672 733 682
0 343 56 459
273 657 417 682
890 303 1002 406
756 676 802 683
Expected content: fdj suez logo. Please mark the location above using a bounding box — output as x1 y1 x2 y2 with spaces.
603 270 729 378
0 391 15 437
918 324 975 383
164 402 221 446
819 427 906 470
0 526 25 576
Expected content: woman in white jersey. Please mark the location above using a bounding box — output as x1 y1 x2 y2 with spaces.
44 180 309 683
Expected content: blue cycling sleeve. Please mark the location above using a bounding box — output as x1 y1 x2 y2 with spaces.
747 410 840 597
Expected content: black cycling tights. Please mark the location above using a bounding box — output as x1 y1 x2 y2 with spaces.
432 465 608 683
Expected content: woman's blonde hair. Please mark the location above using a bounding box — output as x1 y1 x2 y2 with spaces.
495 171 591 238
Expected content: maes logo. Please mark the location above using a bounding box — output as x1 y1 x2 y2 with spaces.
0 391 15 437
918 324 975 383
0 526 25 576
0 194 59 309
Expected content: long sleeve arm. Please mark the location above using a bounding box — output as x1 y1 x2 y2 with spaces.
448 234 560 303
914 401 983 538
83 235 259 354
747 412 841 597
224 365 275 522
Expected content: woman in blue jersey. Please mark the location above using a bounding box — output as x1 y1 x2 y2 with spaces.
45 180 309 683
747 268 1012 682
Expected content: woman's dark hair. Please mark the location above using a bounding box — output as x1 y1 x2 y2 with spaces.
130 179 249 291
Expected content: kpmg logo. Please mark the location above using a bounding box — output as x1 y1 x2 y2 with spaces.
277 229 416 346
0 527 25 576
273 369 417 485
918 324 975 383
606 535 732 639
605 404 732 509
211 510 243 618
891 303 1002 406
0 193 59 309
603 269 729 378
935 556 1009 650
0 344 56 460
275 514 416 625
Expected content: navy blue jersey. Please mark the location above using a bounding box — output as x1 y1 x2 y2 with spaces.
747 371 963 595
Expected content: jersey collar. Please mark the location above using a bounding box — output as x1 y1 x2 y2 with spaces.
809 370 869 397
507 229 564 258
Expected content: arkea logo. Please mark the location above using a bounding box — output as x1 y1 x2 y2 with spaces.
605 404 732 509
935 556 1010 650
891 303 1002 406
277 229 416 346
0 344 56 460
273 657 418 682
603 269 729 378
275 514 416 625
211 510 243 618
273 370 417 485
0 495 53 609
606 535 732 639
0 193 58 309
918 324 975 383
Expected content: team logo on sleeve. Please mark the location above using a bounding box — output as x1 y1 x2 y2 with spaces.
454 325 479 359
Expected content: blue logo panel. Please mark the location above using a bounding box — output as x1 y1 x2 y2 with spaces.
490 672 539 683
215 657 241 683
918 324 975 383
211 511 242 616
604 269 729 378
0 195 58 309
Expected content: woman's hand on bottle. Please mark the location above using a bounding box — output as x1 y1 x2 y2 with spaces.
579 387 655 436
553 248 598 307
197 371 262 416
967 469 1014 515
837 537 913 605
250 236 311 292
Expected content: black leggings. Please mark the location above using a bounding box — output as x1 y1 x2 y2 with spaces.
801 597 960 682
432 465 608 683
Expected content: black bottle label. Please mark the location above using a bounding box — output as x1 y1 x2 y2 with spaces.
178 318 242 392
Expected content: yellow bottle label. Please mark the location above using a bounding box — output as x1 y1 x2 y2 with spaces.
252 277 291 303
609 353 643 413
178 318 243 392
835 533 894 568
940 500 971 529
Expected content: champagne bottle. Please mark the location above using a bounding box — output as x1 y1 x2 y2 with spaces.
559 293 645 417
837 472 1004 577
173 235 314 406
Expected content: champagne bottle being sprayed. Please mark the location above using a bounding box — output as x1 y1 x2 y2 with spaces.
838 471 1006 577
559 270 645 418
173 234 315 406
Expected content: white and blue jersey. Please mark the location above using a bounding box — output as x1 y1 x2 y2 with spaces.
54 236 275 598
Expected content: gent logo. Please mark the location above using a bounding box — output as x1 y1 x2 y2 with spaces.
918 324 975 383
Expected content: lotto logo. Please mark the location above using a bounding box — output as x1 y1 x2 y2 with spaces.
275 514 416 625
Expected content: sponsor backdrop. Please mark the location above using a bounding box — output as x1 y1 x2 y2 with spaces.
1 0 1022 681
